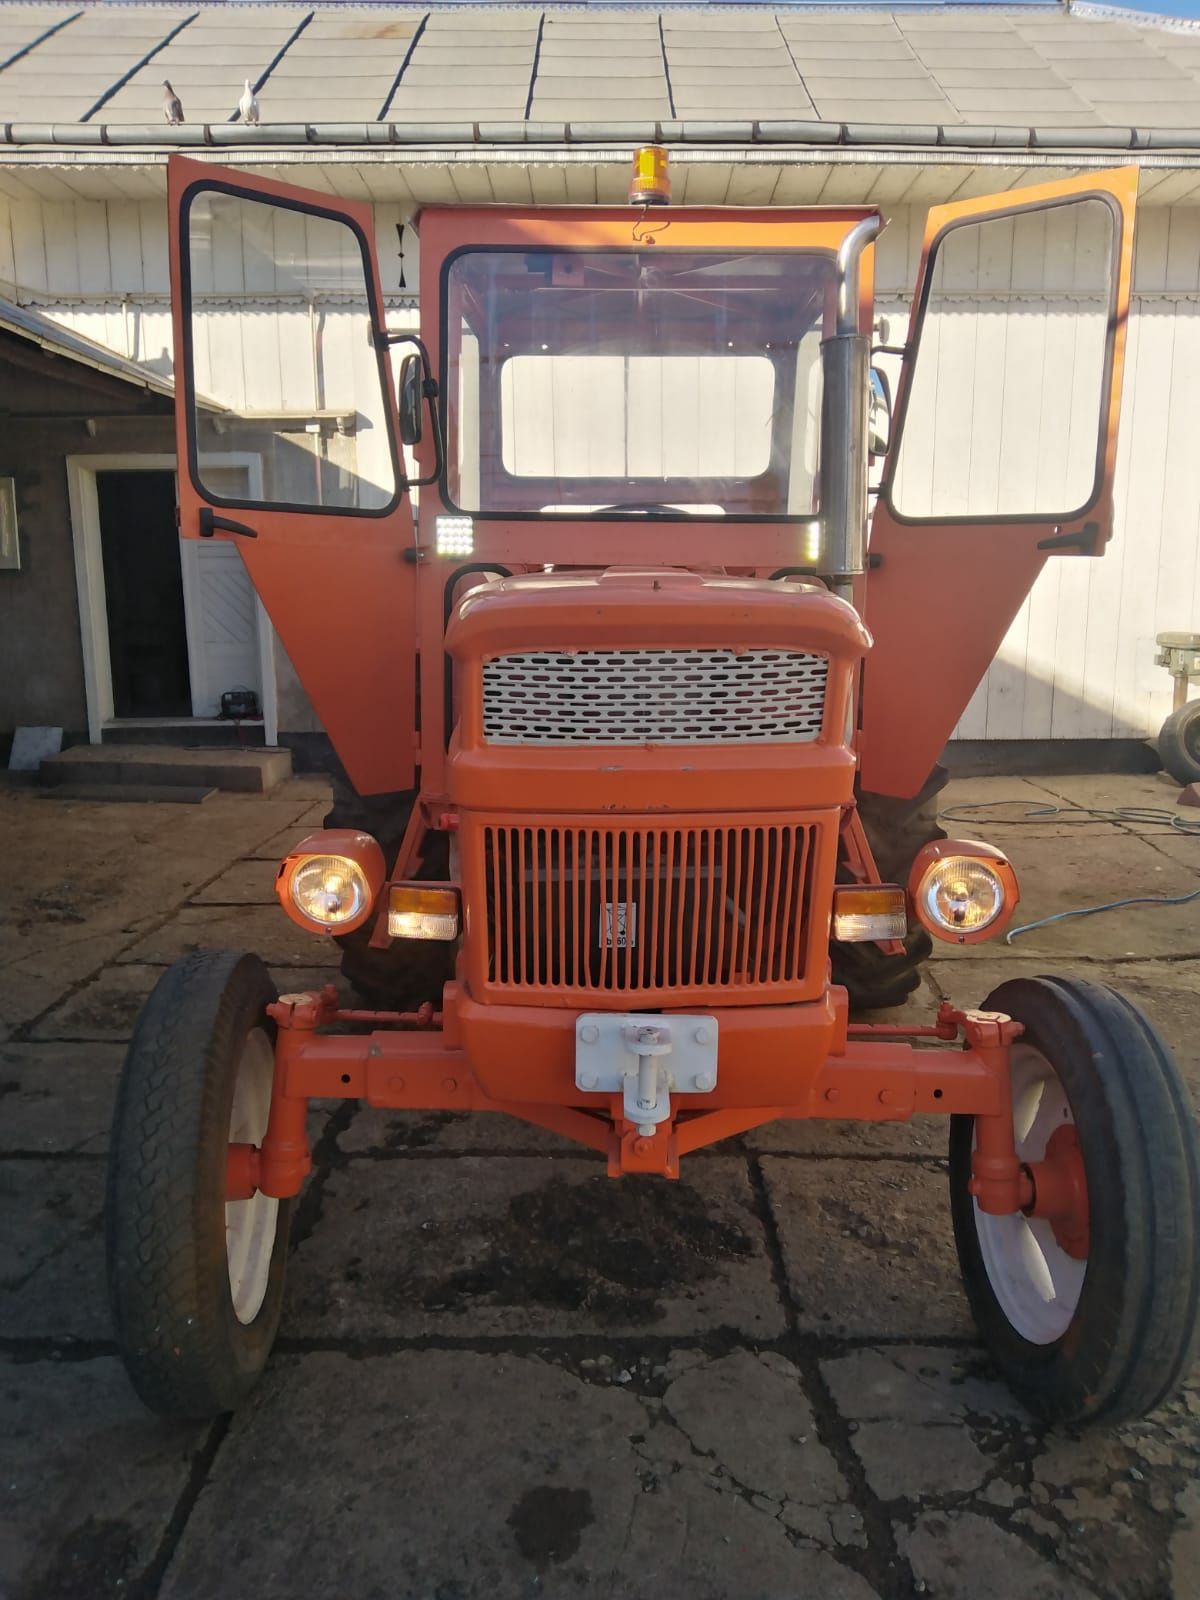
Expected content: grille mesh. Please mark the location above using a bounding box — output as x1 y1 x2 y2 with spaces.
482 649 828 745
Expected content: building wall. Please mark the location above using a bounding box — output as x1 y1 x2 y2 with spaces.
0 353 176 739
2 190 1199 743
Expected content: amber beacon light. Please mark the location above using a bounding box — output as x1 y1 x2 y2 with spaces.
629 145 671 206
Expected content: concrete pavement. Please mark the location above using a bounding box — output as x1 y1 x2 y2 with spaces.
2 770 1198 1600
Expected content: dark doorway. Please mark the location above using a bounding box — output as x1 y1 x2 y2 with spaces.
98 470 191 718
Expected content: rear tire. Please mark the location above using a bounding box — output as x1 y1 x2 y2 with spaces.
1158 699 1200 785
950 975 1200 1424
106 951 290 1419
832 765 947 1010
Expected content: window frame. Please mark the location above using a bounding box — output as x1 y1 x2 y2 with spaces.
881 190 1124 530
178 177 406 521
438 242 838 525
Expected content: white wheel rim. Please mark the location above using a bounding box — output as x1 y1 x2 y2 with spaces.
225 1026 280 1325
973 1043 1087 1345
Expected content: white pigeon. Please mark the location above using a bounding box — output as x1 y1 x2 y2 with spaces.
162 80 184 125
238 79 260 126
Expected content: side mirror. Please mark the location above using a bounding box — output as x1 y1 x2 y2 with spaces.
868 366 892 459
398 352 424 447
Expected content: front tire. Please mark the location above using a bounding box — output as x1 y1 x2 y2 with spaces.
106 951 290 1419
950 976 1200 1425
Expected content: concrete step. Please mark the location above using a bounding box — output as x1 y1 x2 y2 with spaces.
41 743 292 795
101 722 267 749
41 782 218 804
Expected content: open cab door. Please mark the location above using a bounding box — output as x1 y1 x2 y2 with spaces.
168 156 418 795
860 167 1138 799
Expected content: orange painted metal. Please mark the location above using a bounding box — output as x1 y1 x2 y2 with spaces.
226 1142 259 1202
1024 1124 1090 1258
240 987 1024 1189
446 570 867 814
166 155 419 797
860 167 1138 800
461 813 830 1009
275 829 387 937
411 207 879 801
908 838 1020 946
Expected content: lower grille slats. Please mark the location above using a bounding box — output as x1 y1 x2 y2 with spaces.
480 819 819 1001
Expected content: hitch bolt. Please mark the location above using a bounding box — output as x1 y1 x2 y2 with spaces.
579 1070 598 1090
824 1087 840 1104
693 1025 711 1045
580 1024 599 1045
442 1077 458 1094
637 1124 657 1139
633 1137 652 1155
692 1072 715 1092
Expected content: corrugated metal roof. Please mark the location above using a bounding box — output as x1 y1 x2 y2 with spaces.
0 2 1199 144
0 290 177 395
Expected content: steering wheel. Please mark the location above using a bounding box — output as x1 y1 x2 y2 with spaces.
583 502 682 517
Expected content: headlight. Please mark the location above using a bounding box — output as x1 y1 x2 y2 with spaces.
291 855 371 927
276 830 385 936
909 842 1018 945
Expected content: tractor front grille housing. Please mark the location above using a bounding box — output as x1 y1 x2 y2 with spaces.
482 648 829 745
463 816 830 1006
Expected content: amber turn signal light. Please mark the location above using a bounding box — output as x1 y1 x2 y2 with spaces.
388 885 461 942
831 885 908 943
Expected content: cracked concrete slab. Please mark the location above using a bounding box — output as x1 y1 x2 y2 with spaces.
821 1346 1027 1425
159 1350 882 1600
938 774 1130 837
759 1157 971 1338
659 1350 850 1532
118 905 341 968
851 1420 993 1500
0 1159 107 1340
31 963 162 1042
2 773 1199 1597
189 858 284 905
285 1155 786 1339
0 1041 124 1153
900 1511 1097 1600
337 1105 584 1155
0 1356 206 1600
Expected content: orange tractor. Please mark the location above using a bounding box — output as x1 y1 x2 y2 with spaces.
107 154 1199 1424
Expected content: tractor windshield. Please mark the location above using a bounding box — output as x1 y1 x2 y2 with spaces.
442 248 837 519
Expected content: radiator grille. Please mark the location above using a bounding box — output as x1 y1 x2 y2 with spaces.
481 822 818 998
482 649 828 745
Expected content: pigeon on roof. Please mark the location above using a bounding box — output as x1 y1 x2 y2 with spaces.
162 80 184 125
238 79 260 126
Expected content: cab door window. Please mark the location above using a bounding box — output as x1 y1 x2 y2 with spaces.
184 189 399 513
889 196 1117 522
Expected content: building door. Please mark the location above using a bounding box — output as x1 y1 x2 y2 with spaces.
97 469 191 717
95 464 266 724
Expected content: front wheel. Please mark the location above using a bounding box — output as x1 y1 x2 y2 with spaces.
950 976 1200 1425
106 951 291 1419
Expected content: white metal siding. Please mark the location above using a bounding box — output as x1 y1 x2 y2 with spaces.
4 191 1199 742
